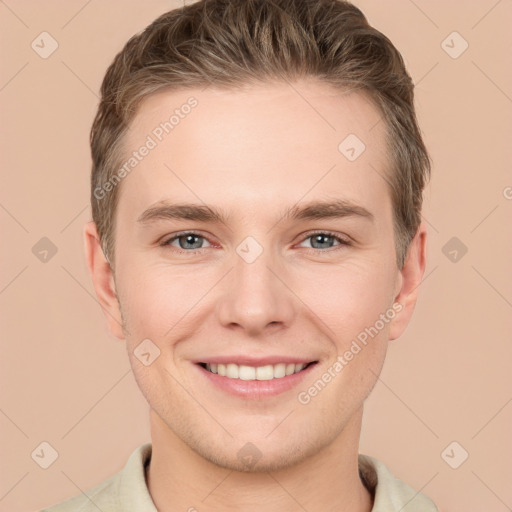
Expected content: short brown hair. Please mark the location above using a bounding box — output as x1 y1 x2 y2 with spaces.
90 0 431 269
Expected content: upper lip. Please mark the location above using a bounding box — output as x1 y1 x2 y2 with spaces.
195 356 318 366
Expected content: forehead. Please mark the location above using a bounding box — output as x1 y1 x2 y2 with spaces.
118 79 391 222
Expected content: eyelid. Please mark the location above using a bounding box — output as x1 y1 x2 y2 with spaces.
299 229 351 242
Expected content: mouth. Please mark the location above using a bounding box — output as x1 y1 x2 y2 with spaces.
194 355 319 398
198 361 317 381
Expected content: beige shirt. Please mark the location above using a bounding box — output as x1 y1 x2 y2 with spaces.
41 443 439 511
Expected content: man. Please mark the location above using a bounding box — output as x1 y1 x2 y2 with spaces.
42 0 438 510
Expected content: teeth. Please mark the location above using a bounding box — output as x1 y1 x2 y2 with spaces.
204 362 309 380
239 365 256 380
273 363 286 378
256 365 273 380
226 363 239 379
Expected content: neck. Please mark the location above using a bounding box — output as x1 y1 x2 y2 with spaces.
146 408 373 512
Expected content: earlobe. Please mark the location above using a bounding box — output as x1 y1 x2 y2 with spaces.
388 222 427 341
83 221 125 340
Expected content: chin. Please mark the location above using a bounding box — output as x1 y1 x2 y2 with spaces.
188 428 326 474
203 444 310 473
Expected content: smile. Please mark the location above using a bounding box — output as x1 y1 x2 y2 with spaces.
199 362 315 381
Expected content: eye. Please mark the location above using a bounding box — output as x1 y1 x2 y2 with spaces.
161 232 211 252
297 231 351 251
159 230 351 255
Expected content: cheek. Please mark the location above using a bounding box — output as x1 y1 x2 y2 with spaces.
118 262 215 338
294 258 396 343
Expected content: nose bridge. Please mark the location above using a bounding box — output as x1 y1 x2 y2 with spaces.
216 238 295 334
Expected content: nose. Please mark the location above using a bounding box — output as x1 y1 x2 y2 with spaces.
216 246 296 336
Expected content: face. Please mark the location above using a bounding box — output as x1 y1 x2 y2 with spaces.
86 79 425 472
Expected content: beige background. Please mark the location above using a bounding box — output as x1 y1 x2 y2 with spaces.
1 1 511 511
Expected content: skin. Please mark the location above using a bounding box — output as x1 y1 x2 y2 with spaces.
85 78 426 512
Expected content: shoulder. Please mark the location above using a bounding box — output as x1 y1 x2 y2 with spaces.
39 443 155 512
39 475 119 512
358 454 439 512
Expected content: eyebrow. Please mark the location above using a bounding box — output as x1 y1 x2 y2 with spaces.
136 199 374 225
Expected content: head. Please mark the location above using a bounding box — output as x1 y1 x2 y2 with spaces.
85 0 430 472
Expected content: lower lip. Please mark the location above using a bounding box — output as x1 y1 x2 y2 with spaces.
196 363 317 399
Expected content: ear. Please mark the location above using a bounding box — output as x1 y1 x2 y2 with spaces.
388 221 427 341
83 221 125 340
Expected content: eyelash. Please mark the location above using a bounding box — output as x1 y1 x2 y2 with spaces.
159 230 352 255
